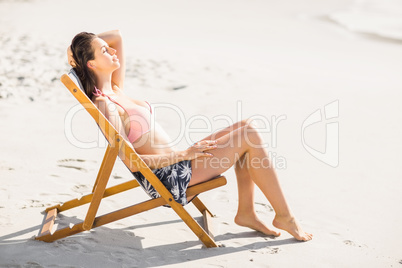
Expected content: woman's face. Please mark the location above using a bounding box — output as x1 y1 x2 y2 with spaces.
89 37 120 73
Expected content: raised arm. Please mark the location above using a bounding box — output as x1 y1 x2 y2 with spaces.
97 30 126 90
67 30 125 89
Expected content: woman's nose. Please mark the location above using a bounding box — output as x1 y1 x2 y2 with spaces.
107 47 116 55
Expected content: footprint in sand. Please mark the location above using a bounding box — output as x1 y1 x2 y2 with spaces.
72 184 91 194
0 33 67 101
255 202 273 212
24 262 42 268
343 240 356 246
0 166 14 171
113 174 123 179
56 239 87 252
57 158 96 172
267 247 281 254
57 164 87 171
250 247 281 254
343 240 364 248
20 199 50 209
0 160 15 171
58 159 86 163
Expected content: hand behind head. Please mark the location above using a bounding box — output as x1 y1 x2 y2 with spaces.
67 46 76 67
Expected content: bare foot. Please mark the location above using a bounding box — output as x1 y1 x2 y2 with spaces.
272 215 313 241
234 213 281 237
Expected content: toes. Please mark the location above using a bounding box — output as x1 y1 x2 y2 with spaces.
265 230 281 237
272 231 281 237
305 233 313 241
276 231 281 236
297 232 313 241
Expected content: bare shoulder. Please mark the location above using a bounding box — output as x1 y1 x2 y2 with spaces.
112 84 123 94
92 95 109 113
92 95 107 105
113 87 149 108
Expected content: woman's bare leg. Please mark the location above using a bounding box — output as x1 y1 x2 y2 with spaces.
194 119 279 235
198 119 252 142
190 122 312 241
197 119 280 236
233 153 281 236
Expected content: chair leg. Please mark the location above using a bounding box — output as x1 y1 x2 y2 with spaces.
169 202 218 248
37 208 58 237
83 143 119 230
36 197 166 242
192 197 214 217
191 197 215 240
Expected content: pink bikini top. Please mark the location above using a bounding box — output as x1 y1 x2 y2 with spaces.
93 87 152 143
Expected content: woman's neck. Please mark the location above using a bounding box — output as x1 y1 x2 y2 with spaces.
94 73 114 94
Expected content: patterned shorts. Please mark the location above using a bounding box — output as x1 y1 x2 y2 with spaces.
132 160 192 206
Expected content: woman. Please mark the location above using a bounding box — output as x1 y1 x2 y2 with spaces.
68 30 312 241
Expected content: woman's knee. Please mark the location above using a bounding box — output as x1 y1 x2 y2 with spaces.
215 119 263 149
240 118 257 128
242 122 264 148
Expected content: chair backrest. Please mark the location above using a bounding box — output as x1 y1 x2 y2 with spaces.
61 71 146 173
68 69 112 146
61 71 192 208
68 69 85 91
66 69 117 145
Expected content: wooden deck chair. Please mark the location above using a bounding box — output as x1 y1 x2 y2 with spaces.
35 70 227 248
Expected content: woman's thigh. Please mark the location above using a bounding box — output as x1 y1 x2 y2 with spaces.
198 119 253 142
189 125 253 186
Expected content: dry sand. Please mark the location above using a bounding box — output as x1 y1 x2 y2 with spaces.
1 0 402 267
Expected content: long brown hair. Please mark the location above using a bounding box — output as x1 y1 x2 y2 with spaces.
70 32 97 99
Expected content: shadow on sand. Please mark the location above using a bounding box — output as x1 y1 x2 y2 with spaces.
0 215 301 267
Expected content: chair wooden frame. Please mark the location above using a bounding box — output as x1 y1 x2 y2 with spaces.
35 74 227 248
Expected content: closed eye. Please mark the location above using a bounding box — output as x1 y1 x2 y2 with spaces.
101 45 108 53
101 46 116 55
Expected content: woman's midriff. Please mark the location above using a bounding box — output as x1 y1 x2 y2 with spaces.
132 125 178 155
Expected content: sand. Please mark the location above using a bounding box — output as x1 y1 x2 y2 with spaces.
1 0 402 267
